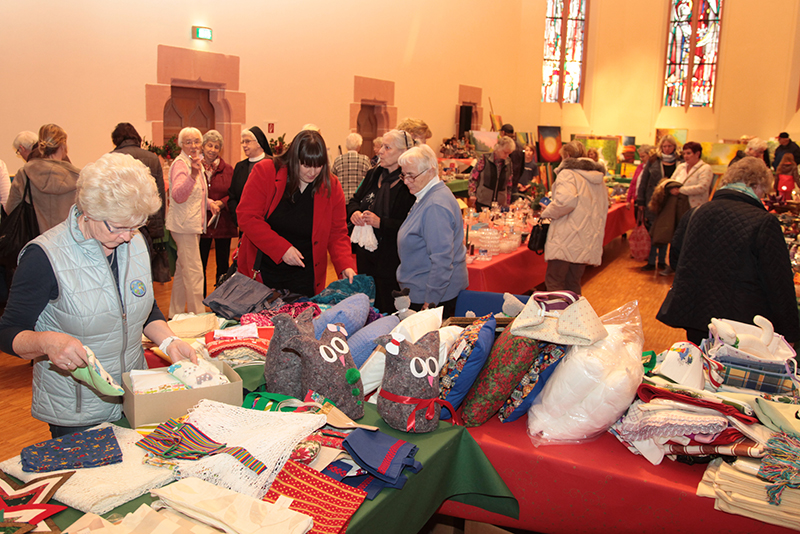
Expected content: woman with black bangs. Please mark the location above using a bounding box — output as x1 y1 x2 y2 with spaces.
236 130 356 297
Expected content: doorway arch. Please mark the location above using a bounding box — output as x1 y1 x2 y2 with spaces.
145 45 245 162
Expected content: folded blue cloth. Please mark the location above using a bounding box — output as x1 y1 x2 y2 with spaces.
342 428 422 485
21 426 122 472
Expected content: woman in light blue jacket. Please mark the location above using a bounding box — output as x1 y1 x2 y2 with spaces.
396 145 468 318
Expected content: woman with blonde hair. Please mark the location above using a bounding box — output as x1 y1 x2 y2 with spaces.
166 127 220 317
7 124 80 232
635 134 680 271
541 141 608 294
0 153 196 437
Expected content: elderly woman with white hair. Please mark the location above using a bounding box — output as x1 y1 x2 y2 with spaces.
199 129 236 294
333 132 371 201
469 135 516 210
166 127 219 317
0 153 196 437
12 130 39 162
396 144 468 318
729 137 770 168
658 157 800 345
347 129 416 312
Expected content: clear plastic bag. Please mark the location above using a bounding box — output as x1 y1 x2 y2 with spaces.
527 300 645 445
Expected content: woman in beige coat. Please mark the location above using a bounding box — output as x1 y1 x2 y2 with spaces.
7 124 79 232
541 141 608 294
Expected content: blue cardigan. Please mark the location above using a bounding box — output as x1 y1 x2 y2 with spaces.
396 181 468 304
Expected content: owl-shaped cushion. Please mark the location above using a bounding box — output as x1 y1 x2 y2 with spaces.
375 331 441 433
264 308 315 399
283 323 365 420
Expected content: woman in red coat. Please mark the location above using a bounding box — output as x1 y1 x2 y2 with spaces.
237 130 355 296
199 130 236 295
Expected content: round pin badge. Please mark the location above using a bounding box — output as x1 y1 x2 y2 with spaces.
130 280 147 297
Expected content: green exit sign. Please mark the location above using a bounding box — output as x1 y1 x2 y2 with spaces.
192 26 212 41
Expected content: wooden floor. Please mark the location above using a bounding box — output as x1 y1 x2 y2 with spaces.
0 235 683 461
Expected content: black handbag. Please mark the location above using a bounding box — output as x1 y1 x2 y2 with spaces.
527 219 549 255
151 240 172 283
0 177 40 265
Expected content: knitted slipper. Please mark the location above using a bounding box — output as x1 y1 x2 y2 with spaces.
70 346 124 396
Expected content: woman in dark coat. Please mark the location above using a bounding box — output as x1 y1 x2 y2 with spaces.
635 134 680 271
199 130 236 294
347 129 416 313
657 156 800 345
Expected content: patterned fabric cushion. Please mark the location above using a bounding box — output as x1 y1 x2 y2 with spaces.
498 342 567 423
348 315 400 368
461 325 541 427
439 315 495 420
313 293 370 339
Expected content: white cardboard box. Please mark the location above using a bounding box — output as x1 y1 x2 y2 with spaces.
122 360 243 428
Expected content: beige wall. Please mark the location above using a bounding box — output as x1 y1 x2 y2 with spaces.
3 0 800 170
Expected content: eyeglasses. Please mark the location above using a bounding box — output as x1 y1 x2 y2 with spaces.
401 168 429 181
183 139 202 146
241 139 257 145
103 220 139 235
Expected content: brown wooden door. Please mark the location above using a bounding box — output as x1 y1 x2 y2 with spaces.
357 104 378 158
163 86 215 143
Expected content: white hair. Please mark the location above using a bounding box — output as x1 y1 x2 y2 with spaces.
398 144 438 174
178 127 202 146
345 133 363 151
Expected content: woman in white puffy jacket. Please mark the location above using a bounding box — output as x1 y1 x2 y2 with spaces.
541 141 608 294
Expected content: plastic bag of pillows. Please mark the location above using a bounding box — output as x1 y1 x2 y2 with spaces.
527 301 644 445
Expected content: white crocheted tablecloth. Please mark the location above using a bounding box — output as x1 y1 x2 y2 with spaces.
174 399 327 498
0 423 175 515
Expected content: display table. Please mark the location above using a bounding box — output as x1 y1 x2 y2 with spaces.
445 178 469 196
42 405 517 534
438 415 792 533
466 202 636 294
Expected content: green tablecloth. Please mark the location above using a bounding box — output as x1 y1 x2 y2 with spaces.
445 179 469 196
47 404 517 534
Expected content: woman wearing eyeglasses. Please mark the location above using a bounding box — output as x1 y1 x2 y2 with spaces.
0 153 196 437
396 145 468 319
347 129 416 312
165 127 220 317
236 130 355 297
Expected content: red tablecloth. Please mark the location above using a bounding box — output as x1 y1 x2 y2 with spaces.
467 203 636 294
438 415 792 533
603 201 636 246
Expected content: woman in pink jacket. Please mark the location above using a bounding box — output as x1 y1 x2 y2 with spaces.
236 130 355 296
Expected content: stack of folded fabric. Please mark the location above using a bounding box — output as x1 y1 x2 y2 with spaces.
610 379 769 465
321 428 422 500
698 456 800 530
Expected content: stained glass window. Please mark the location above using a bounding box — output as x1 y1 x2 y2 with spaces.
663 0 723 107
542 0 586 104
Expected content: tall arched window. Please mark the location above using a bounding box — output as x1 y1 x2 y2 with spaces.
663 0 723 108
542 0 587 104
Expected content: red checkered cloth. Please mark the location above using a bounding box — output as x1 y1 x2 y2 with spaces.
263 460 367 534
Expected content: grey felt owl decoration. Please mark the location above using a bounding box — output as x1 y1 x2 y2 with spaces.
375 330 441 433
264 309 315 399
283 323 365 420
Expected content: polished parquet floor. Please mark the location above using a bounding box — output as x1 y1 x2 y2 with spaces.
0 234 683 462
